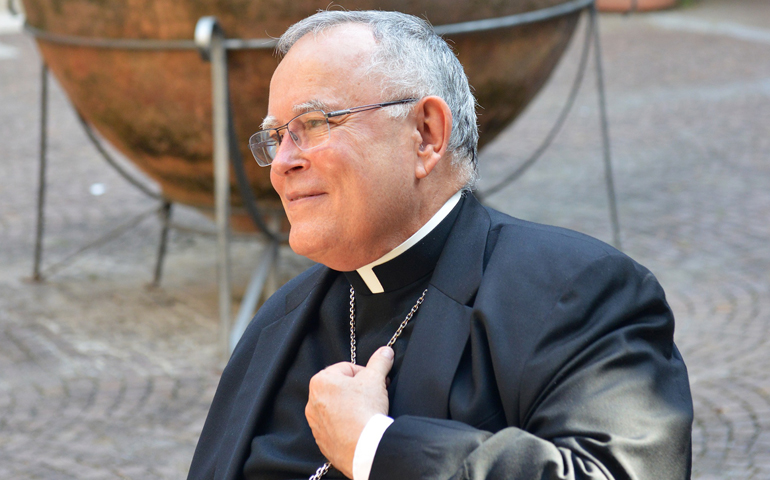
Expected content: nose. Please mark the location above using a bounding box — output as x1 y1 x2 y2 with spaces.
269 137 308 177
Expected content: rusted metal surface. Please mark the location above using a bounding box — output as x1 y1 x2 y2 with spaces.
22 0 579 231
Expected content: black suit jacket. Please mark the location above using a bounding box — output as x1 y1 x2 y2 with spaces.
188 194 693 479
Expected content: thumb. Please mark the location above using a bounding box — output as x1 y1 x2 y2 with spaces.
365 346 395 378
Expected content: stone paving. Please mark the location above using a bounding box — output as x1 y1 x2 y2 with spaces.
1 0 769 478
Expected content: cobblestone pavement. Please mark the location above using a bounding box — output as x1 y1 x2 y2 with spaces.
1 0 769 478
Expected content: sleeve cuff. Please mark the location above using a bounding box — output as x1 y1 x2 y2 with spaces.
352 413 394 480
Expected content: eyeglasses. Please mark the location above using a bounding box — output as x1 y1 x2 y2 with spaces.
249 98 418 167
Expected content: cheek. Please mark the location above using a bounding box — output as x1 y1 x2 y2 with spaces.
269 168 281 192
269 170 289 206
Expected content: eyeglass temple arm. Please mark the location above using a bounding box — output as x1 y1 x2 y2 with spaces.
326 98 418 118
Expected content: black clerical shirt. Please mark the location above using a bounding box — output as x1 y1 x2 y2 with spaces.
242 197 463 480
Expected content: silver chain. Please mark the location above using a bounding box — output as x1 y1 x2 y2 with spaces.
385 288 428 349
309 285 428 480
309 462 331 480
349 286 357 365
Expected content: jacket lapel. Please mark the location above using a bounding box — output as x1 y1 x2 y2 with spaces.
390 194 491 418
216 267 336 480
213 194 492 475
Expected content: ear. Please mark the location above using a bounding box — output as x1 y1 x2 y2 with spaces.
413 96 452 180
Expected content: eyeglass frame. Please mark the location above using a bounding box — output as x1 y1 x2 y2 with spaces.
249 98 419 167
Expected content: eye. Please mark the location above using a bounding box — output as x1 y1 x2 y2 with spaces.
266 143 277 158
305 119 327 130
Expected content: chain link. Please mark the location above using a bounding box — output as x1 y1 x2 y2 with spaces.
349 286 357 365
309 462 331 480
309 285 428 479
386 288 428 348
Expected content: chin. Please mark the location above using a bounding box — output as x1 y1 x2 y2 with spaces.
288 227 326 263
290 230 359 271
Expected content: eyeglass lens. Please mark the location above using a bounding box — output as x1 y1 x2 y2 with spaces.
249 110 331 166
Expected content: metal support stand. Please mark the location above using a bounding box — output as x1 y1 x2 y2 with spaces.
590 4 622 250
195 17 289 357
196 17 234 361
32 61 48 282
29 63 174 283
230 238 279 351
25 14 284 359
230 211 282 352
152 201 173 287
476 2 622 250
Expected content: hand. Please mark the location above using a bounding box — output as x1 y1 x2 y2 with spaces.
305 346 395 479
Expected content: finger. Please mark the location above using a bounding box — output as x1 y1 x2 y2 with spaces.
323 361 364 377
365 346 395 378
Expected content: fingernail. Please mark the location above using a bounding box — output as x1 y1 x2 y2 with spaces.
381 347 394 360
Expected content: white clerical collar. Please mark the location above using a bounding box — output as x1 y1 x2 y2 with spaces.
356 190 463 294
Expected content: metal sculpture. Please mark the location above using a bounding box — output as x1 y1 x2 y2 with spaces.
22 0 582 230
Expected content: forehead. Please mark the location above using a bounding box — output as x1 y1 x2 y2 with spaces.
267 24 378 122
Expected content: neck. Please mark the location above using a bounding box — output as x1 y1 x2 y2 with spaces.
349 190 463 294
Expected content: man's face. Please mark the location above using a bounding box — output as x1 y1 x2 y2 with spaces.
268 25 422 271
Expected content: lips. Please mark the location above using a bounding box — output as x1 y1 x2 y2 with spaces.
285 191 325 203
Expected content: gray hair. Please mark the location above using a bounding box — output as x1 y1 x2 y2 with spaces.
277 10 479 189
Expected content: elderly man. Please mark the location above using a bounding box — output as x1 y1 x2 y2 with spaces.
188 10 693 480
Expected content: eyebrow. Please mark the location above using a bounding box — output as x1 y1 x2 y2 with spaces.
261 99 336 130
261 115 280 130
293 99 334 114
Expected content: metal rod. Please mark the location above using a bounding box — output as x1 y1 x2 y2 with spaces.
209 19 234 361
76 113 161 200
478 8 594 200
29 63 165 282
32 62 48 282
152 201 173 287
38 206 159 278
26 0 591 51
226 93 283 242
163 221 263 239
8 0 20 15
590 5 622 250
230 239 279 352
25 22 279 51
23 23 199 50
433 0 593 35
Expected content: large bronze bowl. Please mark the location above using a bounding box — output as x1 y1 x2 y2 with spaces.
23 0 579 231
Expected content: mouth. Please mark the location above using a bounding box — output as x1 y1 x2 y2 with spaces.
286 191 326 203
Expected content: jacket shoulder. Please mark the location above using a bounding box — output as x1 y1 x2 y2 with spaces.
479 207 663 330
483 206 630 274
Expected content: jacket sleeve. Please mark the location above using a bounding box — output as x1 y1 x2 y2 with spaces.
186 294 287 480
370 253 693 480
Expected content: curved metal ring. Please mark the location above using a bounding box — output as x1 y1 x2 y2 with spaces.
23 0 595 50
